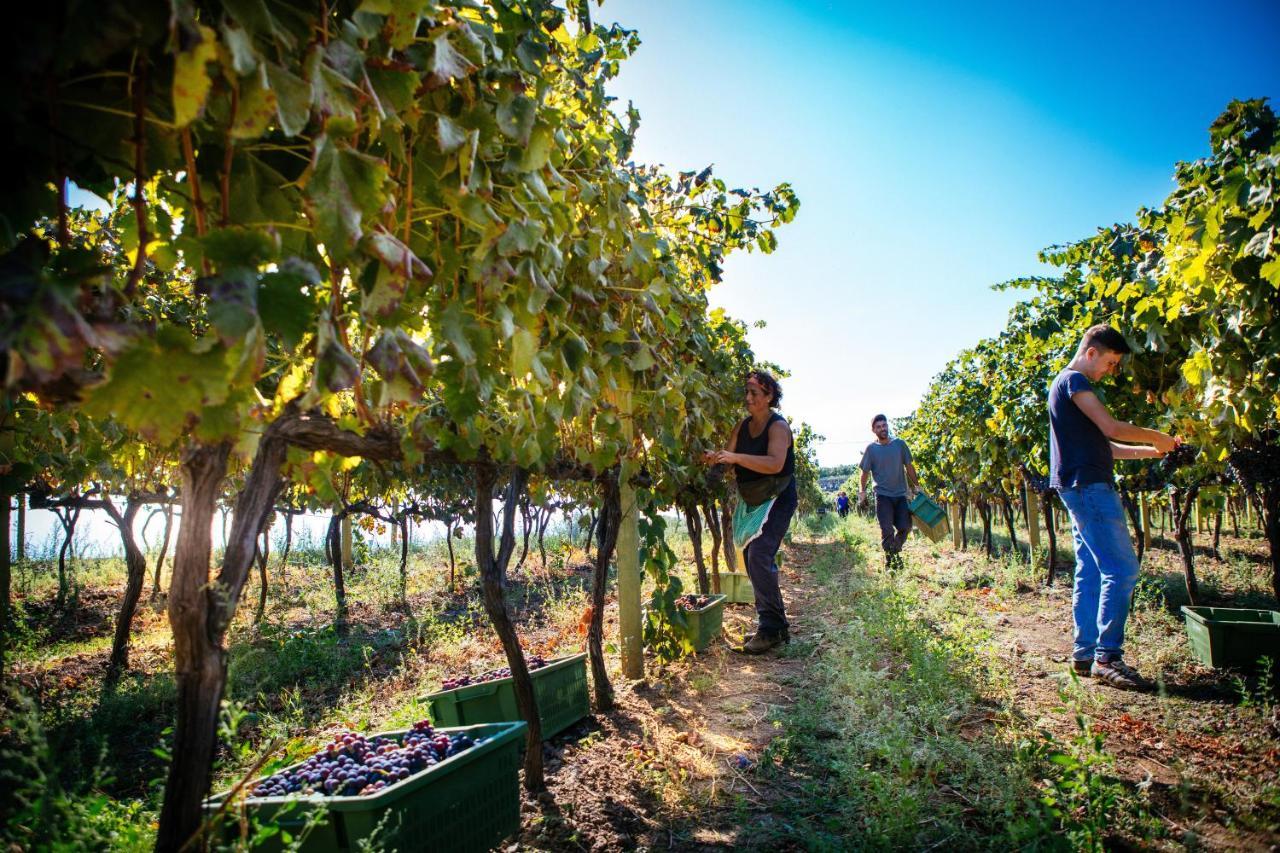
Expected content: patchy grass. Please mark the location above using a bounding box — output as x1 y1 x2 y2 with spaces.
5 512 1276 851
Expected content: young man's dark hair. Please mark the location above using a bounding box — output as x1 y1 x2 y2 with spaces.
746 370 782 407
871 413 887 427
1077 324 1132 356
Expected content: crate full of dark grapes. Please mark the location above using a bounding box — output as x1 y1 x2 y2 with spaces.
204 720 526 853
1181 606 1280 670
675 593 726 652
425 652 590 738
718 572 754 605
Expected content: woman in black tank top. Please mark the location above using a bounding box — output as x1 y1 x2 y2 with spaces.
702 370 796 653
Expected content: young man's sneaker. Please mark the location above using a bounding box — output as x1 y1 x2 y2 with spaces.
1071 659 1093 677
1090 658 1153 691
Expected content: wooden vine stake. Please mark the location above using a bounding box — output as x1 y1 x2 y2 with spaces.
614 386 643 680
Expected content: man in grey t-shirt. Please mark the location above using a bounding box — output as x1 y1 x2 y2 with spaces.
859 414 920 569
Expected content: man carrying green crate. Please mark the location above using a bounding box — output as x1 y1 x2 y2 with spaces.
859 414 920 571
1050 324 1179 691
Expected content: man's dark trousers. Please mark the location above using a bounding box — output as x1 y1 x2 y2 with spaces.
876 494 911 563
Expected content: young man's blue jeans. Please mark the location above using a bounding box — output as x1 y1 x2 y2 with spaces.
1056 482 1140 664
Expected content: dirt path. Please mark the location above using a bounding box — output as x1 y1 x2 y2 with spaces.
518 542 826 851
909 534 1280 851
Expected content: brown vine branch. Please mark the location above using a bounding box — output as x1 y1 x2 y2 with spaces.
180 129 210 275
221 85 237 228
47 74 69 248
125 58 149 298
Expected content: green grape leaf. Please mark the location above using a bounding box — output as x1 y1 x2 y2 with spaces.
303 134 389 263
196 269 259 344
438 302 476 364
518 124 553 172
436 115 469 153
231 73 278 139
367 66 419 114
220 22 260 76
84 328 232 444
511 327 537 377
259 259 320 349
309 316 360 396
265 63 311 136
425 31 477 89
497 95 536 145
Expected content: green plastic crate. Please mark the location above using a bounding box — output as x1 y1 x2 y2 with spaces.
907 492 949 543
425 653 589 738
1181 606 1280 670
204 721 525 853
719 572 755 605
677 594 726 652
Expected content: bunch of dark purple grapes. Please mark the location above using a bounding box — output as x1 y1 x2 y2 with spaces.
1023 473 1051 496
440 655 549 691
1129 443 1200 491
1228 436 1280 491
676 594 715 610
248 720 479 799
1159 442 1200 473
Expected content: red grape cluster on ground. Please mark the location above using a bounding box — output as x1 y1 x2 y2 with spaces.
440 655 549 691
248 720 480 799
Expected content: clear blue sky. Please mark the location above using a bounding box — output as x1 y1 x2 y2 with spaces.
601 0 1280 466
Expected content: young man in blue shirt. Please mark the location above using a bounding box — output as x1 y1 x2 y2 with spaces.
1050 324 1178 690
859 414 920 570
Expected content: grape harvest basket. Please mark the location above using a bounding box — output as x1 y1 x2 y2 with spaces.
424 652 590 738
719 572 755 605
204 721 526 853
907 492 950 543
1181 606 1280 670
677 594 727 652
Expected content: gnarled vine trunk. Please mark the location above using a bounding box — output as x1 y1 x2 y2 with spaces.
720 496 738 571
445 518 457 590
1000 493 1018 557
516 498 532 570
701 501 722 593
152 503 174 600
102 498 145 686
397 516 410 605
55 504 81 610
589 475 620 712
537 505 550 570
155 442 231 853
1171 485 1201 605
473 466 544 791
1041 492 1058 586
1263 485 1279 602
1120 487 1145 564
683 500 709 594
327 513 348 634
1212 510 1223 561
976 499 993 557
